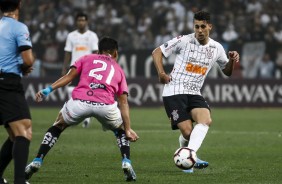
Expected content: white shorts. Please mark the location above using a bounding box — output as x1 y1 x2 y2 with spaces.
60 98 123 130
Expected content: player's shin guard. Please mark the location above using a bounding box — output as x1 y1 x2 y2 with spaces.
0 138 13 178
114 129 130 159
36 126 63 159
188 124 209 152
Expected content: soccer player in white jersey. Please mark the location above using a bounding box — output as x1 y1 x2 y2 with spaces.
62 12 99 128
25 37 139 182
152 10 240 173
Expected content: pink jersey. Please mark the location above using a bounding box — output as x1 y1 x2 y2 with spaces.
71 54 128 104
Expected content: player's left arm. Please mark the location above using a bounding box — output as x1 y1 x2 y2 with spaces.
222 51 240 76
35 67 78 102
117 93 139 142
21 48 34 76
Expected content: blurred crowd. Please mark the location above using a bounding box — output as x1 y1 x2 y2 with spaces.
17 0 282 78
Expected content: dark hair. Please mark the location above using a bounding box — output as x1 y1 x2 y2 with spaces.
75 12 88 21
194 10 211 23
98 37 118 53
0 0 21 12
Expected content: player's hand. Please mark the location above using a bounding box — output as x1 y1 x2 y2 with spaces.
21 65 33 76
125 129 139 142
35 86 53 102
158 72 170 84
228 51 240 63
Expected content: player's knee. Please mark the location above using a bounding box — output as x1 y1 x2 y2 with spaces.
54 123 68 131
26 127 32 140
24 119 32 140
202 118 212 126
182 129 192 140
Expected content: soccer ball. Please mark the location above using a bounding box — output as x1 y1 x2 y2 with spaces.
173 147 197 170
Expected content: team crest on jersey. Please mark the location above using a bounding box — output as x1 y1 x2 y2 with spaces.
171 110 179 121
206 47 214 59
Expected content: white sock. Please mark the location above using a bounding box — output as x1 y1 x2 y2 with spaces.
187 124 209 152
179 134 189 147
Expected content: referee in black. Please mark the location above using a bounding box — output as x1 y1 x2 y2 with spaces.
0 0 34 183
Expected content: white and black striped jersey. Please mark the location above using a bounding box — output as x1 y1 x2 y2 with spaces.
160 33 229 96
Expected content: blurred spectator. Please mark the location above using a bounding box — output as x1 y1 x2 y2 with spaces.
55 22 69 44
257 53 275 78
222 24 238 43
154 26 171 47
29 52 43 78
19 0 282 78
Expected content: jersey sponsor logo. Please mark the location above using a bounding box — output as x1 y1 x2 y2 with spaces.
89 82 106 90
185 63 207 75
75 46 88 51
183 82 201 93
165 40 181 52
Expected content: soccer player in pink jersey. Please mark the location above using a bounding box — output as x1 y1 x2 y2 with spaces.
152 11 240 173
25 37 139 182
62 12 99 128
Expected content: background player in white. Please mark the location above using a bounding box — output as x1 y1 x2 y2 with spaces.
25 37 139 182
152 10 240 173
62 12 99 128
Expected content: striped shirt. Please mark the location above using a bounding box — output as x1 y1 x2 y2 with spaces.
64 30 99 65
160 33 228 96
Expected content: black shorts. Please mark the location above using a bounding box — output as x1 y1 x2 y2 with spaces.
163 94 210 130
0 73 31 127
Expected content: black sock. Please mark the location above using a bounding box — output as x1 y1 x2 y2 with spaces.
114 129 130 160
36 126 63 159
13 136 30 184
0 138 13 178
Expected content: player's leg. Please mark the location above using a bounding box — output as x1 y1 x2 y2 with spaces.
178 120 193 147
188 108 211 152
188 96 212 169
25 98 89 180
0 131 13 183
67 79 90 128
94 102 136 181
25 112 67 180
9 119 32 184
0 89 32 184
189 108 210 169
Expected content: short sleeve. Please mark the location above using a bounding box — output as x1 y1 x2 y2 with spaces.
160 35 185 58
91 32 99 52
64 34 72 52
72 56 84 74
16 24 32 48
216 44 229 70
117 70 128 96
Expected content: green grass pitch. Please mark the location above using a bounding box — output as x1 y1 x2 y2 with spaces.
1 107 282 184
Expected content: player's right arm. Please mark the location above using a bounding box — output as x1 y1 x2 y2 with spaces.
62 51 71 75
35 67 78 102
152 47 170 84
